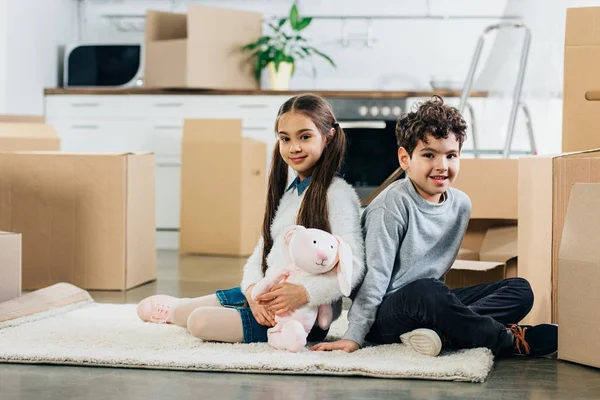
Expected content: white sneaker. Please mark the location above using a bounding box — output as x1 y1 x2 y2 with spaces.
400 328 442 357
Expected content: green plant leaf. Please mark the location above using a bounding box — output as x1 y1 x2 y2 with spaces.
309 47 336 68
268 23 280 32
290 4 299 30
296 17 312 31
278 18 286 28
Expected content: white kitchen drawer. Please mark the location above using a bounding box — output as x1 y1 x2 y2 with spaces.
49 120 153 153
155 165 180 230
45 95 288 121
45 96 145 119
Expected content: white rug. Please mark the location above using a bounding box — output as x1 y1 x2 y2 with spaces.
0 302 494 382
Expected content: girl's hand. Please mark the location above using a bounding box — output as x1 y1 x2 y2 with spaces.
245 285 276 327
310 340 360 353
256 282 309 315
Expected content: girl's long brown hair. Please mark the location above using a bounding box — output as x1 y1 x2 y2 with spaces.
261 94 346 273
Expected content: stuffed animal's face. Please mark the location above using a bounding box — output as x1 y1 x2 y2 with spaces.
287 227 340 274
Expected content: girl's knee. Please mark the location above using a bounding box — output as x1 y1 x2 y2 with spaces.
186 308 212 340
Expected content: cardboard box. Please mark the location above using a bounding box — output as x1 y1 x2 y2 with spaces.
446 224 518 289
445 159 519 288
557 183 600 368
0 152 157 290
0 232 22 303
452 159 518 219
179 119 266 256
0 115 60 151
144 5 261 89
562 7 600 152
519 149 600 324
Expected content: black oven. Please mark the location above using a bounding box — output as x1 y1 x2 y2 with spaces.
328 98 407 203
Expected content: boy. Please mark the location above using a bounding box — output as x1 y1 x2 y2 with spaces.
312 96 557 357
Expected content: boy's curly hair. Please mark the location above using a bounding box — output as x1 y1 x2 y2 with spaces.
396 95 467 156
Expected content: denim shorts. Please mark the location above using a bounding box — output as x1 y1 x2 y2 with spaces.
215 286 329 344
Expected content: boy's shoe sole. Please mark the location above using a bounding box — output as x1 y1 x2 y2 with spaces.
400 328 442 357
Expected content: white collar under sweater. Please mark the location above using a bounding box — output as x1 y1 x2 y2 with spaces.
240 177 366 315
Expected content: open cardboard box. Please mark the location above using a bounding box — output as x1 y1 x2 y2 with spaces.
445 158 519 288
144 4 261 89
557 183 600 369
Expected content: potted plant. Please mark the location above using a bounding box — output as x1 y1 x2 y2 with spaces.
241 2 336 90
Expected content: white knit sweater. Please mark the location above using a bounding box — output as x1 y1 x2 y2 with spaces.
240 177 366 318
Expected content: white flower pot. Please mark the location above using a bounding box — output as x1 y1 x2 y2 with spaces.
267 62 293 91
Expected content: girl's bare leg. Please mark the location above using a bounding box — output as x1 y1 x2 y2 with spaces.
186 306 244 343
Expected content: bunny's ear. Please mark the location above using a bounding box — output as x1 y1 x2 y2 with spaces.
334 235 353 297
282 225 301 265
284 226 299 245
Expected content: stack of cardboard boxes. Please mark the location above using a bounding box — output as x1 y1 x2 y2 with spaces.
554 7 600 369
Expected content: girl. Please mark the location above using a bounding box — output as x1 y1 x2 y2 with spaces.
137 94 365 344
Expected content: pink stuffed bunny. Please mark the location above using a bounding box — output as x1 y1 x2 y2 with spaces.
251 225 353 352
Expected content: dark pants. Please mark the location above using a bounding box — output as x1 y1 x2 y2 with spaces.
365 277 534 355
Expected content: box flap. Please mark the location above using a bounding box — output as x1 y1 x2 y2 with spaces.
558 183 600 263
182 119 243 142
457 248 479 261
145 10 187 42
565 7 600 47
450 259 505 272
479 225 518 263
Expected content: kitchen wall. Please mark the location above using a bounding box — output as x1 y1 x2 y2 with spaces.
0 0 77 115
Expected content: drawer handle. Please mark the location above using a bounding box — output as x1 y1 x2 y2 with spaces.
70 102 100 107
156 161 181 167
71 125 99 130
238 104 268 109
153 102 183 108
154 125 182 130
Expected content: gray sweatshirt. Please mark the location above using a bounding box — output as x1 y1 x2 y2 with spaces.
343 178 472 346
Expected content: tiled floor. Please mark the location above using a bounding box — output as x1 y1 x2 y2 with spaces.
1 251 599 400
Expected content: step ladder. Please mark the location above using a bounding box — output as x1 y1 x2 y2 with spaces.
458 22 537 158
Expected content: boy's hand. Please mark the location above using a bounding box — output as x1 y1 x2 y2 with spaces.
246 285 276 327
310 340 360 353
256 282 309 315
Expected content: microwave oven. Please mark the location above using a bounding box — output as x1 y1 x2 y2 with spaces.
63 43 143 87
